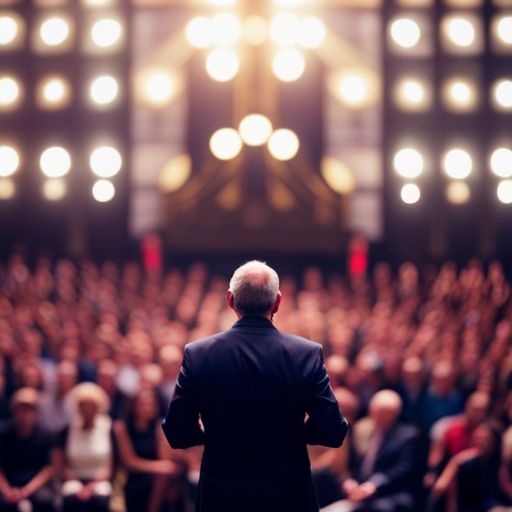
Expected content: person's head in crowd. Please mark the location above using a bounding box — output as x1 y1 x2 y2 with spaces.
431 360 457 397
22 329 43 358
56 360 79 396
139 364 163 390
227 261 281 320
68 383 110 429
130 333 154 368
96 359 118 395
59 340 81 363
471 423 500 461
369 390 402 433
11 387 39 435
402 356 425 393
159 345 182 381
325 355 349 388
464 391 490 429
130 388 160 426
383 353 403 387
333 387 360 424
18 359 44 390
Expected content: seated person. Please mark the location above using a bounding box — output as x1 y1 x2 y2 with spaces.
0 388 54 512
322 390 419 512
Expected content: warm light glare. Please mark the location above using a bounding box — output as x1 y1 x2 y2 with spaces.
91 19 122 48
498 180 512 204
206 50 239 82
403 80 424 103
273 0 306 6
447 18 475 47
92 180 115 202
206 0 237 5
40 147 71 178
495 80 512 108
40 18 70 46
239 114 273 146
0 16 18 45
394 149 424 179
242 16 269 46
270 13 299 46
211 13 240 45
146 73 174 104
159 154 192 193
451 82 471 103
443 149 473 179
390 19 421 48
44 79 65 102
90 147 122 178
186 17 213 49
90 76 118 105
43 179 66 201
210 128 243 160
498 17 512 44
446 182 470 204
272 49 305 82
297 17 326 49
491 148 512 178
0 179 15 200
0 77 19 106
0 146 19 177
267 129 300 161
339 75 367 106
321 157 356 195
401 184 421 204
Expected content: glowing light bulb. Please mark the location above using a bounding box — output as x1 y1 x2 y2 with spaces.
92 180 115 202
394 149 424 179
491 148 512 178
401 184 420 204
186 17 213 48
43 179 66 201
206 50 239 82
91 19 122 47
273 49 305 82
447 18 475 47
446 182 470 204
90 147 122 178
339 75 367 106
495 80 512 108
40 147 71 178
270 13 299 46
498 17 512 44
40 18 70 46
211 13 240 45
90 76 118 105
390 19 421 48
403 81 424 103
0 16 18 45
0 146 19 177
267 129 300 161
497 180 512 204
297 17 326 49
443 149 473 179
0 77 19 106
239 114 273 146
210 128 243 160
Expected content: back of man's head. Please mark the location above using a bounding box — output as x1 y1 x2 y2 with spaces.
229 261 280 317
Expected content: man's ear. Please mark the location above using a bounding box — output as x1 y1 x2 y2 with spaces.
271 291 282 316
226 290 236 312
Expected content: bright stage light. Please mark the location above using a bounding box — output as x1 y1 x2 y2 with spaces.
442 78 477 113
242 16 269 46
0 15 18 45
272 49 305 82
210 128 243 160
211 13 240 46
146 73 174 105
239 114 273 146
297 17 326 49
403 80 424 103
40 18 70 46
447 18 475 47
159 154 192 193
186 17 213 49
90 147 122 178
270 13 299 46
273 0 306 6
40 147 71 178
498 180 512 204
446 182 470 204
206 50 239 82
43 179 66 201
206 0 237 5
92 180 115 202
497 16 512 44
267 129 299 161
0 146 19 177
394 149 424 179
493 80 512 109
0 179 15 200
491 148 512 178
339 75 367 106
91 19 122 48
443 149 473 179
401 184 421 204
321 157 355 195
390 19 421 48
451 82 470 102
90 76 118 105
0 76 20 107
394 77 430 112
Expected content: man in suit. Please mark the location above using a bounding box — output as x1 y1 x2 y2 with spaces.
322 390 419 512
162 261 348 512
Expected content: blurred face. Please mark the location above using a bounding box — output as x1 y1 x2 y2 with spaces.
465 394 489 427
13 404 37 431
471 425 495 456
134 392 158 422
369 399 400 432
78 399 99 424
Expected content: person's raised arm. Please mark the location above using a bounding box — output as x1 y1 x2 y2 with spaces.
162 347 205 449
305 346 348 448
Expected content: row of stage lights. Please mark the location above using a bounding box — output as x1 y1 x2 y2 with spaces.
0 145 121 202
394 146 512 205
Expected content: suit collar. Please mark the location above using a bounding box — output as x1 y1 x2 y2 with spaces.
232 316 277 329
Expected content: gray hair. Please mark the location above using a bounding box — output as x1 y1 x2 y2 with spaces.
229 261 280 316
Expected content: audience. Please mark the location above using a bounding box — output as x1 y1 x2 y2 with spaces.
1 253 512 511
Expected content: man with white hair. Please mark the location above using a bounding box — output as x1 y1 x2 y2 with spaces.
163 260 348 512
322 390 419 512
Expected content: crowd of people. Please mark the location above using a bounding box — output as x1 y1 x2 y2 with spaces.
1 252 512 512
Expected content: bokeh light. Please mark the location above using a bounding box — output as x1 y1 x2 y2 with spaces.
0 15 18 46
447 18 475 47
242 16 269 46
491 148 512 178
497 16 512 44
339 75 368 106
394 149 424 178
297 17 326 49
186 17 213 49
273 0 306 6
210 128 243 160
145 73 174 105
35 76 72 110
43 179 66 201
40 147 71 178
0 146 19 177
206 0 237 5
267 129 300 161
446 181 471 204
0 76 20 107
40 18 70 46
206 50 239 82
497 180 512 204
494 80 512 109
401 184 421 204
270 13 299 46
272 49 305 82
90 147 122 178
443 149 473 179
158 154 192 193
91 19 122 48
390 19 421 48
239 114 273 146
0 179 15 200
92 180 115 202
90 76 118 105
211 13 240 45
394 77 430 111
321 157 356 195
441 78 477 112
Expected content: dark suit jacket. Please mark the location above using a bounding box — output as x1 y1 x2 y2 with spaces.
162 315 348 512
